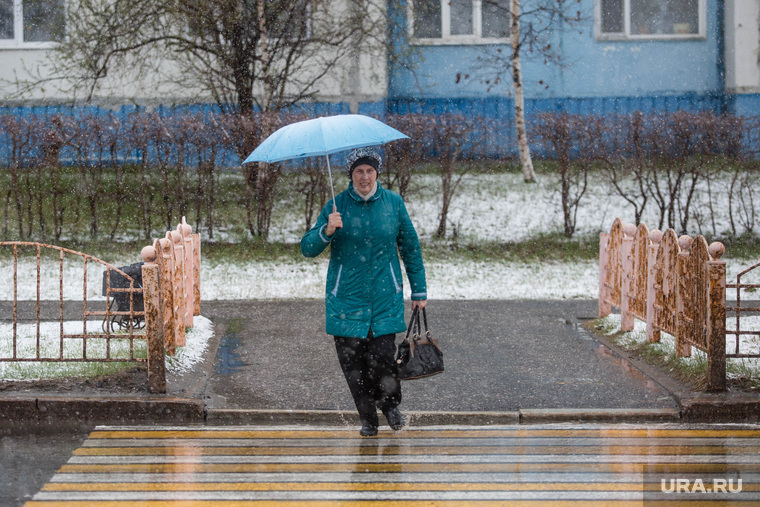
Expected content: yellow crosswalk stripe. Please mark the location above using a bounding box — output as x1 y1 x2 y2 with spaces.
87 428 760 439
27 425 760 505
57 462 760 473
40 482 760 492
24 501 715 506
72 444 760 456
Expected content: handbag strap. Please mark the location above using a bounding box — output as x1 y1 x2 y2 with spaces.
405 307 419 341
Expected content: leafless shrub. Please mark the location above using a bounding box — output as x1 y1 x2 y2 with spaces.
534 113 593 237
66 113 123 238
230 111 297 239
428 113 483 239
0 115 44 239
1 109 757 245
384 114 431 199
591 111 745 235
593 113 651 226
296 157 329 233
31 115 68 240
726 117 760 237
125 112 158 239
185 113 220 239
637 112 740 233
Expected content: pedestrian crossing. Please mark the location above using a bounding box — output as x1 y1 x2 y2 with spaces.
26 424 760 505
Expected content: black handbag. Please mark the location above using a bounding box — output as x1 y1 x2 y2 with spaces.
396 307 444 380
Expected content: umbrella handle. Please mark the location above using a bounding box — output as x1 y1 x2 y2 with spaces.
325 153 337 212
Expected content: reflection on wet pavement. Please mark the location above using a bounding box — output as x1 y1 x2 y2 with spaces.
215 319 246 376
26 424 760 504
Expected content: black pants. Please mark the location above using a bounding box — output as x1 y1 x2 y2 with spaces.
334 331 401 425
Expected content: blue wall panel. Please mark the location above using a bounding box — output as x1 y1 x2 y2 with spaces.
2 92 759 165
389 0 724 105
729 94 760 118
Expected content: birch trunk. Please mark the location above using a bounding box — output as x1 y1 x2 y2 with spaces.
511 0 537 183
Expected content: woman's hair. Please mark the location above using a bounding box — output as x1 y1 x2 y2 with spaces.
346 147 383 177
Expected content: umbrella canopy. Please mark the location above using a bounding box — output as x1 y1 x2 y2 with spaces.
243 114 408 164
243 114 409 209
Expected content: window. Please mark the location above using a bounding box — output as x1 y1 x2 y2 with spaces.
410 0 510 44
597 0 705 40
0 0 65 47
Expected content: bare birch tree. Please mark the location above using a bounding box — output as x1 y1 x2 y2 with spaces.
510 0 535 182
472 0 585 182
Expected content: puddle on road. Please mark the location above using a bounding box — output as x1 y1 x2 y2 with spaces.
573 317 670 397
594 341 665 394
215 319 246 375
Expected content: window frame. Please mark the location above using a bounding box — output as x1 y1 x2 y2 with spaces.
0 0 65 49
408 0 511 46
595 0 707 41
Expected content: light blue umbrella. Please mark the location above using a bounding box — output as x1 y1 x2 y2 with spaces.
243 114 409 208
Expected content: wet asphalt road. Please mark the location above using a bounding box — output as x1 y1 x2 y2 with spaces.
0 425 93 506
201 299 677 413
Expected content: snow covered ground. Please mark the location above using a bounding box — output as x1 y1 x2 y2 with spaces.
1 171 758 379
1 172 757 301
0 316 212 380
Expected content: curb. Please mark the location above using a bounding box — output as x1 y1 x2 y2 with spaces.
205 408 522 426
0 399 683 426
519 408 680 424
204 407 679 426
681 397 760 423
0 396 205 426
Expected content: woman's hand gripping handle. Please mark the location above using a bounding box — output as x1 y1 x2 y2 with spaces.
325 204 343 237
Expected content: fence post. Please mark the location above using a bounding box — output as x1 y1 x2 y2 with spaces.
620 223 636 331
646 229 662 343
676 235 693 358
598 233 611 318
180 217 195 328
141 246 167 394
168 230 187 347
154 238 176 356
706 242 726 392
192 232 201 316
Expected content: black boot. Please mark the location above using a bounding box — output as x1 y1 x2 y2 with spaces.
359 418 378 437
383 407 406 430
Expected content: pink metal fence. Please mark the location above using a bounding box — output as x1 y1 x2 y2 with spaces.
0 217 201 394
726 261 760 359
599 218 727 391
0 242 146 362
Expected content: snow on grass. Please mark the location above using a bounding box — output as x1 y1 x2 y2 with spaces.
164 316 213 375
0 171 757 303
198 257 601 300
263 171 750 245
0 316 213 380
596 313 760 384
2 255 756 302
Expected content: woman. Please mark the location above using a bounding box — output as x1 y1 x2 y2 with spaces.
301 147 427 437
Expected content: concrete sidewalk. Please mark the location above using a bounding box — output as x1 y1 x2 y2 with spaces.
199 300 679 425
1 299 758 425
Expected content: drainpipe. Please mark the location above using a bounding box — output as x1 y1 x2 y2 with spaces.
349 49 361 114
716 0 727 114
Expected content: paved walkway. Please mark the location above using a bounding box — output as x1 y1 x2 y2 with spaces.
27 423 760 504
195 300 679 424
3 299 758 425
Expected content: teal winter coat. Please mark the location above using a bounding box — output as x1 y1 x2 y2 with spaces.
301 182 427 339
